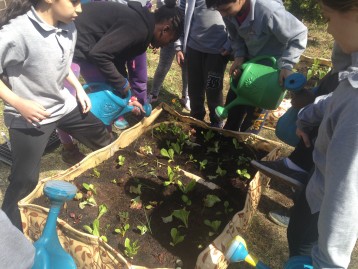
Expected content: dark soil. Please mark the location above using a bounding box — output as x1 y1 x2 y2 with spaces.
34 113 267 268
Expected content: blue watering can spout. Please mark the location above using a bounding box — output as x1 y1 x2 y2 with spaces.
32 180 78 269
84 83 152 126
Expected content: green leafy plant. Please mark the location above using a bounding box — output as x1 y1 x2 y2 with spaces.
117 155 125 166
307 58 331 83
160 148 175 162
216 166 227 177
207 141 220 154
171 142 183 155
82 183 97 195
204 219 222 236
124 238 140 259
170 228 185 246
129 184 142 195
155 122 169 133
91 168 101 178
97 204 108 219
203 194 221 208
224 201 234 214
136 224 148 235
199 159 208 171
185 154 197 164
79 196 97 209
237 155 251 166
83 204 108 242
162 208 190 228
178 179 196 206
164 165 180 186
118 211 129 223
202 129 215 142
236 169 251 179
232 138 243 150
139 145 153 155
114 223 130 237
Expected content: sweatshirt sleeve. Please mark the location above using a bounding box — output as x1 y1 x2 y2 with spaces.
296 93 332 132
87 25 141 91
266 8 307 70
311 100 358 268
224 18 247 58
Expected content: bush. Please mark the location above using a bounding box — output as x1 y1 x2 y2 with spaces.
285 0 324 23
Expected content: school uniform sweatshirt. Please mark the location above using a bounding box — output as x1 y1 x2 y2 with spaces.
297 53 358 268
74 1 155 91
223 0 307 70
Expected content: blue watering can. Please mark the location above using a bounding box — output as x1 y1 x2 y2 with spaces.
275 73 307 147
226 235 313 269
32 180 78 269
83 83 152 126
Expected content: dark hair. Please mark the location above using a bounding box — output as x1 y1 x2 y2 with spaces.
205 0 236 9
0 0 39 28
320 0 358 12
154 0 184 39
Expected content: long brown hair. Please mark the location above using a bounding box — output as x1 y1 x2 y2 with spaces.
0 0 39 28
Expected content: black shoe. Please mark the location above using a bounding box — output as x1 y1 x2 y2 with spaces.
251 159 308 189
61 145 85 166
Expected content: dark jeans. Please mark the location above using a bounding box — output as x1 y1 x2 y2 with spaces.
223 88 266 133
2 106 113 230
287 186 319 257
186 46 229 125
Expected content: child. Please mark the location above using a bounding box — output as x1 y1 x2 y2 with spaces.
0 0 114 230
176 0 231 128
287 1 358 267
206 0 307 132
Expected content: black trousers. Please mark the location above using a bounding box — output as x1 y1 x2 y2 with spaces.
287 185 319 257
186 46 229 125
2 106 114 230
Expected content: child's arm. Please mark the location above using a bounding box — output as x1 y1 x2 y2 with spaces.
0 79 50 125
65 69 91 113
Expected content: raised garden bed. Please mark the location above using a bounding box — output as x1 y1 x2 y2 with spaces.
19 103 281 269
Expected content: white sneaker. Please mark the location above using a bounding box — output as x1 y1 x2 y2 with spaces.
179 97 191 111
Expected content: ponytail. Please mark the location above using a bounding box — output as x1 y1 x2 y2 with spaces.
154 0 183 38
0 0 39 28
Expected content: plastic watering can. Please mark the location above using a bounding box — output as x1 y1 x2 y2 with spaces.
275 73 307 147
216 56 286 119
226 235 313 269
84 83 152 126
32 180 78 269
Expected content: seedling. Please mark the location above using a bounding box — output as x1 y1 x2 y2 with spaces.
207 141 220 154
97 204 108 220
129 184 142 195
117 155 125 166
136 224 148 235
199 159 208 171
83 218 108 242
171 142 183 155
91 168 101 178
82 183 97 195
177 179 196 194
203 194 221 208
236 169 251 179
155 122 169 133
224 201 234 214
202 129 215 142
232 138 243 150
170 228 185 246
79 196 97 209
164 166 180 186
143 207 153 234
160 148 175 162
124 238 140 259
204 219 222 236
130 196 142 209
237 155 251 167
114 223 130 237
162 208 190 228
185 154 197 164
139 145 153 155
216 166 227 177
118 211 129 224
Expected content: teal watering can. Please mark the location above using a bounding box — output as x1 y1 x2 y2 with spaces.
216 56 286 119
84 83 152 126
226 235 313 269
275 73 307 147
32 180 78 269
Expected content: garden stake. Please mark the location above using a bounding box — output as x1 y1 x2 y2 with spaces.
32 180 78 269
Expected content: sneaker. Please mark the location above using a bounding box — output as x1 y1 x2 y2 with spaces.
179 97 191 111
268 209 290 228
61 145 85 165
250 159 308 189
148 95 158 103
113 116 129 130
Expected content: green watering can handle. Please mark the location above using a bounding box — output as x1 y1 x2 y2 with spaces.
230 56 277 90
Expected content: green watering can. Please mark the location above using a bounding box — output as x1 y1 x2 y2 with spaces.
216 56 286 119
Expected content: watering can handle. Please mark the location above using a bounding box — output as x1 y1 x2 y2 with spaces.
243 56 277 68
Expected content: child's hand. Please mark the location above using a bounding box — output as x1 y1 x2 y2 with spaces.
176 51 185 67
76 87 92 113
130 100 145 116
279 68 293 86
229 57 245 77
16 98 50 124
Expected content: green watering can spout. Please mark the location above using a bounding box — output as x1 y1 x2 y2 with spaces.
216 56 286 119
